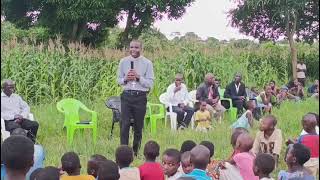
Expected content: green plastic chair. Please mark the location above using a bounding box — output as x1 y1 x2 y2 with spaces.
56 98 97 145
144 103 165 134
219 88 237 121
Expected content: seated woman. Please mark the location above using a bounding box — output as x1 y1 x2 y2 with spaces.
231 100 256 130
256 85 277 114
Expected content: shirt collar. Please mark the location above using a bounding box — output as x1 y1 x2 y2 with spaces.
1 92 8 97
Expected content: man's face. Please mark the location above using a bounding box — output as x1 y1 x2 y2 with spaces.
265 86 272 95
206 75 214 85
269 82 275 88
3 83 15 96
235 75 241 83
294 79 299 86
175 77 183 86
162 155 180 176
129 41 141 58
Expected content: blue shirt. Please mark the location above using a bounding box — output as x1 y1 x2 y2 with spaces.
184 169 212 180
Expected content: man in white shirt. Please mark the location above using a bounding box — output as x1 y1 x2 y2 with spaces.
296 60 307 87
1 79 39 142
166 74 194 129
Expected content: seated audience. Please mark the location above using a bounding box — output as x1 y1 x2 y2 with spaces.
180 151 193 174
1 79 39 142
247 87 260 100
288 79 304 100
162 148 183 180
196 73 226 122
229 127 249 160
87 154 107 178
33 166 60 180
224 73 247 116
139 141 165 180
253 153 275 180
115 145 140 180
257 85 277 113
97 160 120 180
195 101 212 132
166 74 194 129
308 80 319 99
301 113 319 135
60 151 95 180
231 100 256 130
269 80 279 96
199 141 219 180
29 167 43 180
278 144 314 180
1 135 34 180
180 140 196 153
252 115 283 167
183 145 212 180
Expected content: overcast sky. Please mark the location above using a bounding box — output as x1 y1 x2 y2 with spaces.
118 0 253 40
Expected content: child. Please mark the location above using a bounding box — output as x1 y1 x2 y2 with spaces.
34 166 61 180
87 154 107 178
229 127 249 160
162 148 183 180
225 133 258 180
269 80 279 96
252 115 282 167
180 140 196 153
301 113 319 135
253 153 275 180
97 160 120 180
139 141 165 180
115 145 140 180
60 152 95 180
278 144 314 180
231 100 256 130
200 141 219 180
296 113 319 177
195 101 212 132
29 168 43 180
180 151 193 174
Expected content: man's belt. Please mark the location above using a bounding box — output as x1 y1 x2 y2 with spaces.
123 90 148 96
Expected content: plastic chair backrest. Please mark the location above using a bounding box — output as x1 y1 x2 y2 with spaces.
56 98 84 124
219 88 225 97
159 93 169 105
105 96 121 112
189 90 197 101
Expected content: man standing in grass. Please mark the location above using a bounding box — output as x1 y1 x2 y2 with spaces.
117 40 154 156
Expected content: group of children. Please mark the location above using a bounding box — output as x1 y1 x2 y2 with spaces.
1 112 318 180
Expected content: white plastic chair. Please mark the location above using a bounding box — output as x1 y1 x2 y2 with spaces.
159 92 195 130
1 113 35 141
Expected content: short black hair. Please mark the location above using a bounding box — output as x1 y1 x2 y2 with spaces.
97 160 120 180
231 127 249 147
61 152 81 174
35 166 60 180
143 140 160 161
177 177 195 180
1 135 34 170
199 141 214 158
180 140 196 153
264 115 277 126
115 145 134 167
163 148 181 163
90 154 107 162
292 143 311 166
30 167 43 180
308 112 319 123
254 153 275 175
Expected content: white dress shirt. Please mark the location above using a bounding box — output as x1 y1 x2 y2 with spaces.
1 92 30 120
166 83 190 106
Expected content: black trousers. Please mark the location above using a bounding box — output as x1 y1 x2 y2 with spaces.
232 99 246 116
5 119 39 142
170 106 194 127
120 91 147 154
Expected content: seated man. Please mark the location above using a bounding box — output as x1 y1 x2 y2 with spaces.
1 79 39 142
224 73 247 116
288 79 304 100
167 74 194 129
196 73 225 122
308 79 319 99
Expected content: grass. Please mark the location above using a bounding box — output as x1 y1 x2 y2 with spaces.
31 98 318 178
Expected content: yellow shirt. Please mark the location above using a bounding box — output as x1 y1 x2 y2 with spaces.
195 110 211 128
60 175 95 180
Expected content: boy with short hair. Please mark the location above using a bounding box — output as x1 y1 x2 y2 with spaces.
87 154 107 178
97 160 120 180
1 135 34 180
139 140 165 180
200 141 219 180
180 151 193 174
180 140 196 153
252 115 283 167
60 151 95 180
253 153 275 180
115 145 140 180
195 101 212 132
34 166 60 180
162 148 183 180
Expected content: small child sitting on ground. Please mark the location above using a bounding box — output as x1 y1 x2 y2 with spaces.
278 144 314 180
60 151 95 180
139 140 165 180
195 101 212 132
301 113 319 135
180 151 193 175
162 148 183 180
87 154 107 178
231 100 256 130
115 145 140 180
97 160 120 180
253 153 275 180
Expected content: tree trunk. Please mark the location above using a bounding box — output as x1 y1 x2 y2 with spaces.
119 9 134 48
71 22 79 42
288 33 298 79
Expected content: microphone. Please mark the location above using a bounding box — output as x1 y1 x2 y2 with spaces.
131 61 134 69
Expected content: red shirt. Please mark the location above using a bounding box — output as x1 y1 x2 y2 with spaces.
139 162 165 180
298 134 319 158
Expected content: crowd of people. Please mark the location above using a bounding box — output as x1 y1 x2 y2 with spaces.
1 113 319 180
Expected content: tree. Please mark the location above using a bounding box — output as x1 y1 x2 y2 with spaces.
180 32 201 42
229 0 319 78
118 0 194 48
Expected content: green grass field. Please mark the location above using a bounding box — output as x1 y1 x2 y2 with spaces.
32 98 319 178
